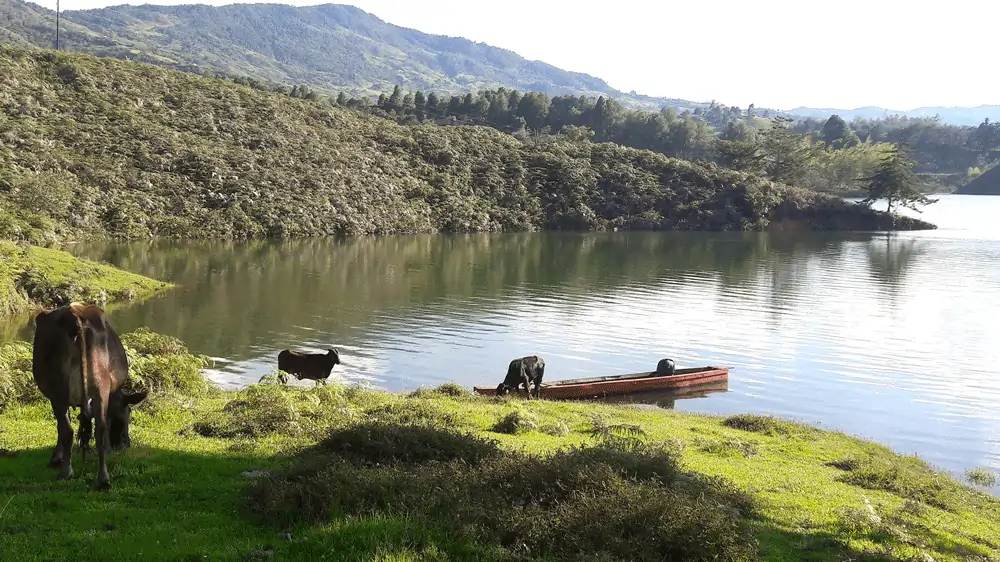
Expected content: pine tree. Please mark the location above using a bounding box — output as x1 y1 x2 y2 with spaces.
860 146 937 228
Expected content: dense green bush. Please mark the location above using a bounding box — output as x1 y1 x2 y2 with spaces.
121 328 214 396
250 422 759 561
0 341 40 410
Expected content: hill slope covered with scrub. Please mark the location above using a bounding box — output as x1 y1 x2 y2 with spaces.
0 46 931 242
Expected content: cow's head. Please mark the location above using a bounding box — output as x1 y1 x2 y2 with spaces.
108 390 149 449
327 348 341 365
496 383 511 396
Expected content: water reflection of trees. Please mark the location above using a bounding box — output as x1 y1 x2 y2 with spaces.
4 232 888 359
864 234 927 303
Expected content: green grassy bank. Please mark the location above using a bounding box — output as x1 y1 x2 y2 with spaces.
0 331 997 561
0 240 171 320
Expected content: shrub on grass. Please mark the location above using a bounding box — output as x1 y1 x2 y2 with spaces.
122 328 215 397
540 421 570 437
827 452 968 511
408 382 470 399
365 400 459 427
491 409 538 434
249 422 759 562
965 467 997 488
697 437 759 458
0 341 42 409
722 414 798 436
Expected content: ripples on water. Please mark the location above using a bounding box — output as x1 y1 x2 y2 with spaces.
3 194 999 481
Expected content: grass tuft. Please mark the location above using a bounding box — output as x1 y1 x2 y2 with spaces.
491 409 539 435
540 421 570 437
827 452 969 511
965 467 998 488
697 436 759 458
365 400 459 427
722 413 799 436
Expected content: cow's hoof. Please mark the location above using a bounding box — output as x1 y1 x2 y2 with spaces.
93 479 111 492
58 467 74 480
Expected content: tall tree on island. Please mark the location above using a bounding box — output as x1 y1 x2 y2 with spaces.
860 145 937 229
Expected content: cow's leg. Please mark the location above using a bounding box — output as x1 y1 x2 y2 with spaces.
77 410 93 458
533 378 542 399
521 373 531 399
93 399 111 491
48 402 68 469
54 405 75 480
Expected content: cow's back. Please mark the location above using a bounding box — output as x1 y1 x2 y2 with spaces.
103 318 129 388
32 309 76 403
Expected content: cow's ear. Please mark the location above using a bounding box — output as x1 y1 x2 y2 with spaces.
124 390 149 406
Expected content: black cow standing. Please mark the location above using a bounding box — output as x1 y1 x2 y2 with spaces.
32 303 147 490
277 348 341 385
496 355 545 399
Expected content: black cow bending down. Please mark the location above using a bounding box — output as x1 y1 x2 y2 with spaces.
277 348 341 385
655 358 676 376
32 303 148 491
496 355 545 399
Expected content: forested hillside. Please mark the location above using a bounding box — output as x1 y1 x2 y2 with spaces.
340 87 1000 195
0 47 930 245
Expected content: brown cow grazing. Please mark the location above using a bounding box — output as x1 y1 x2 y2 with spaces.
277 348 341 385
496 355 545 399
32 303 148 490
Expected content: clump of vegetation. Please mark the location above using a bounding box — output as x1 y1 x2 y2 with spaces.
194 384 303 438
365 399 459 427
722 413 799 436
189 383 358 439
965 467 998 488
540 421 570 437
0 341 39 410
491 409 539 435
249 423 759 561
308 422 503 469
587 414 648 452
432 382 470 397
122 328 214 397
827 452 969 511
697 436 759 459
407 382 471 399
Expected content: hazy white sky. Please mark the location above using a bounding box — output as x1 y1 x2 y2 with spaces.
27 0 998 110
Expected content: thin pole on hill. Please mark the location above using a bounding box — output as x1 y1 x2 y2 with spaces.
55 0 60 51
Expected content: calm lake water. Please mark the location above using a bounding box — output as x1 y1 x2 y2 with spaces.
4 194 999 480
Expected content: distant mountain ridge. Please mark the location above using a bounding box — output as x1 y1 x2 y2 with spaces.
787 105 1000 127
0 0 701 111
1 0 995 126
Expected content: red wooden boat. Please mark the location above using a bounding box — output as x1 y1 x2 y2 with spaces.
473 366 729 400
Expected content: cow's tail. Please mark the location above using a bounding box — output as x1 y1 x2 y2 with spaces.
74 311 93 456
